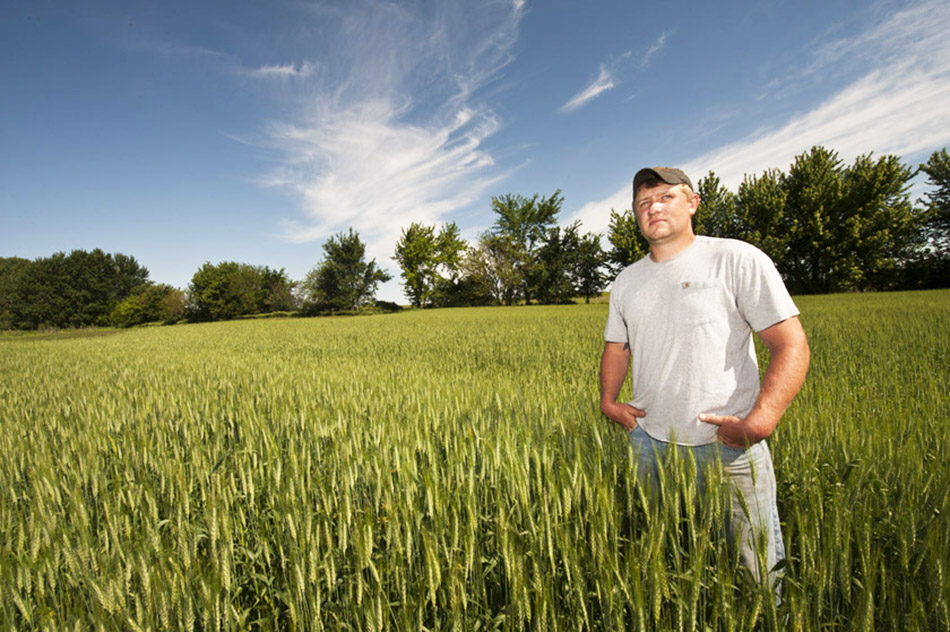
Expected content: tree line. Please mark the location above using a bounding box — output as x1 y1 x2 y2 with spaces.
1 145 947 330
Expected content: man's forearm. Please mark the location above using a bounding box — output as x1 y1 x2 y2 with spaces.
599 342 645 430
746 318 810 440
599 342 630 406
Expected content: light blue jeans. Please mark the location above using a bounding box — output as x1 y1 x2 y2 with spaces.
627 426 786 589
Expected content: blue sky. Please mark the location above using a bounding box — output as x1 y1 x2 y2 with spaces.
2 0 949 303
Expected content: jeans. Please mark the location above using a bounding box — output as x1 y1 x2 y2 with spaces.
627 426 786 589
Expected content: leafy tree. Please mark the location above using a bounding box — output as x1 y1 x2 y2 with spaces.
393 222 467 308
0 257 30 329
532 223 581 304
9 252 70 328
187 262 293 321
110 284 186 327
735 169 789 268
781 147 851 293
431 273 494 307
694 172 739 239
914 148 950 288
606 208 648 273
112 253 151 299
462 233 524 306
920 148 950 250
430 223 467 307
160 286 187 323
394 223 438 308
490 190 563 303
302 229 391 312
491 191 562 252
187 262 259 321
259 267 297 313
574 231 608 303
841 153 921 290
780 147 921 293
8 249 150 329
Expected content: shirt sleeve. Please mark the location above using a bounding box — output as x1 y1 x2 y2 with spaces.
734 245 799 332
603 279 629 343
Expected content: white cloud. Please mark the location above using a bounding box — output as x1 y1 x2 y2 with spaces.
247 62 317 79
684 68 950 190
560 65 615 113
566 188 632 239
265 98 504 249
684 0 950 189
640 31 669 68
256 0 525 266
567 0 950 234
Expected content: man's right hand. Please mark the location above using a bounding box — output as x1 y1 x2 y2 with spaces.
600 401 646 431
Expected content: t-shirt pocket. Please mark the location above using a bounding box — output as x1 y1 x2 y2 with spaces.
672 280 728 325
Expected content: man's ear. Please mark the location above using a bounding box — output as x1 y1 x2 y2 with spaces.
689 194 700 215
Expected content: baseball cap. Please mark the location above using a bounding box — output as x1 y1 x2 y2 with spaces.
633 167 694 196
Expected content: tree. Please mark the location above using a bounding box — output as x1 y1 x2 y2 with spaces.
8 249 150 329
490 190 563 304
841 153 921 290
780 147 922 293
259 267 297 313
735 169 789 269
393 222 467 308
394 223 438 308
532 223 581 304
186 262 294 321
0 257 30 329
491 191 562 253
302 229 391 312
187 262 260 321
110 284 186 327
694 172 739 239
9 252 70 328
782 147 851 293
914 148 950 287
462 233 524 306
920 148 950 250
112 253 151 300
430 223 467 307
574 231 608 303
606 208 648 273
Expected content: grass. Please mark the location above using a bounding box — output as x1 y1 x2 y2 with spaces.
1 290 948 630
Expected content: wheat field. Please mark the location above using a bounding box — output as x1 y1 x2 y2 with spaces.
2 290 948 631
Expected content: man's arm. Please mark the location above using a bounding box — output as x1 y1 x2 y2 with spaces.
600 342 646 430
700 315 810 447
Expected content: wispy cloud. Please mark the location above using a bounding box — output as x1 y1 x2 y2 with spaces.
561 30 665 113
683 0 950 189
560 65 615 113
640 31 669 68
256 0 525 262
264 100 504 244
246 62 317 79
567 0 950 233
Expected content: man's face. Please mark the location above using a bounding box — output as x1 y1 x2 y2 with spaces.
633 183 699 246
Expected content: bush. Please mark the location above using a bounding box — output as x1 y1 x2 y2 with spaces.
110 284 185 327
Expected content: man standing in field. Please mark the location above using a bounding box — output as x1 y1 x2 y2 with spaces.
600 166 810 586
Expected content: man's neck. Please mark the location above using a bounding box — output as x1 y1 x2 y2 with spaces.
649 233 697 263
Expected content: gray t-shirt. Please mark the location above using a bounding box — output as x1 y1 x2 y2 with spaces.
604 236 799 445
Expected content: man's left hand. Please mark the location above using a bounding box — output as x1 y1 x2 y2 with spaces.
698 413 759 449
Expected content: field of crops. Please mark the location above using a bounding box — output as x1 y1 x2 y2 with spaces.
2 289 949 631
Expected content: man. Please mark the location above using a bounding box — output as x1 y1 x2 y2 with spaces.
600 166 810 585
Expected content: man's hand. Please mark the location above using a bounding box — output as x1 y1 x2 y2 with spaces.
700 315 810 449
698 413 765 449
602 401 646 431
600 342 645 430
